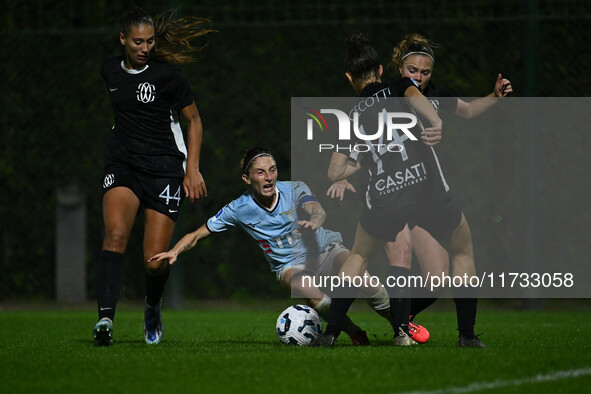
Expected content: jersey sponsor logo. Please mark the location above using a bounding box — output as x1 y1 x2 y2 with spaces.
136 82 156 103
103 174 115 188
348 87 392 117
374 162 428 194
109 87 118 92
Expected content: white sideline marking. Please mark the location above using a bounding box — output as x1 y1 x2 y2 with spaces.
399 367 591 393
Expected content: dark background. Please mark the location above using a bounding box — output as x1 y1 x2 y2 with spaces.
1 0 590 302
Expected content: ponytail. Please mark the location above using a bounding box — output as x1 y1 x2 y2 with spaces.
122 7 215 64
344 32 380 82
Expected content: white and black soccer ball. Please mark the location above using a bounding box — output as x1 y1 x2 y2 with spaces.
276 304 323 346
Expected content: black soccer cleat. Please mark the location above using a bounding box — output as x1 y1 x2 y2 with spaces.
349 330 370 346
93 318 113 346
457 334 486 348
309 333 337 348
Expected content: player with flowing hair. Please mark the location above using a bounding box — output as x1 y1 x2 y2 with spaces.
150 147 429 346
93 7 213 346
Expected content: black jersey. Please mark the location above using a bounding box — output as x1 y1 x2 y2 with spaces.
422 81 458 114
348 78 449 211
102 57 194 178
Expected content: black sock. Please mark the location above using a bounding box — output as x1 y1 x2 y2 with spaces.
453 286 478 339
386 266 411 336
97 250 124 321
410 286 439 318
324 283 357 337
146 263 170 307
324 297 355 337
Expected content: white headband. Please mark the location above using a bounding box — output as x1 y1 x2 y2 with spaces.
402 51 434 63
243 153 272 173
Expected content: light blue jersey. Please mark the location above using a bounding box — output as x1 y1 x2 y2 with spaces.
206 181 343 273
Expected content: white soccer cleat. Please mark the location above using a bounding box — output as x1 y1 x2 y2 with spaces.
393 327 418 347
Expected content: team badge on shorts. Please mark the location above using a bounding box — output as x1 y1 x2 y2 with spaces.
103 174 115 188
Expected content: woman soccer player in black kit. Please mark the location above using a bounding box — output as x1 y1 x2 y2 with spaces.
93 7 213 346
326 34 512 346
314 33 484 348
383 33 512 339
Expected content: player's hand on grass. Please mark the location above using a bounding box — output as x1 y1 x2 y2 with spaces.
422 126 442 146
326 179 356 201
494 73 512 97
184 168 207 203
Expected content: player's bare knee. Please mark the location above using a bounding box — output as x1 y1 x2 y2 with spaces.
144 258 167 275
385 241 412 267
103 229 129 252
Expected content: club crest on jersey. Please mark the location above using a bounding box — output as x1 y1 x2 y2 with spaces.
103 174 115 188
136 82 156 103
280 208 295 222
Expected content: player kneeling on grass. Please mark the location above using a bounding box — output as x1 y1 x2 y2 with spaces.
150 147 428 345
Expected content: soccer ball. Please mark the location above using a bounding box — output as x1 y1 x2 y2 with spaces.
276 304 323 346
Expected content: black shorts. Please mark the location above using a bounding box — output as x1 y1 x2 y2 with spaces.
102 162 185 221
360 192 462 244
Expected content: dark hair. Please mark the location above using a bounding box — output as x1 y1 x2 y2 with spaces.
122 7 154 35
240 147 274 175
122 7 215 64
390 33 437 73
344 33 380 82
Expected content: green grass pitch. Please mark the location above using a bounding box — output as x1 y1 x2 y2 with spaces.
2 301 591 393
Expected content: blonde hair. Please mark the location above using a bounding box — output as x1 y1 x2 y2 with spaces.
390 33 438 75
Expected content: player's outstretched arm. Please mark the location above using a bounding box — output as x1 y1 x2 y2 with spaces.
149 224 211 264
327 179 356 201
182 102 207 202
455 73 513 119
298 201 327 231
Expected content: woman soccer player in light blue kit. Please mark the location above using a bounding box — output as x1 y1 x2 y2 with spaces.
150 147 426 344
